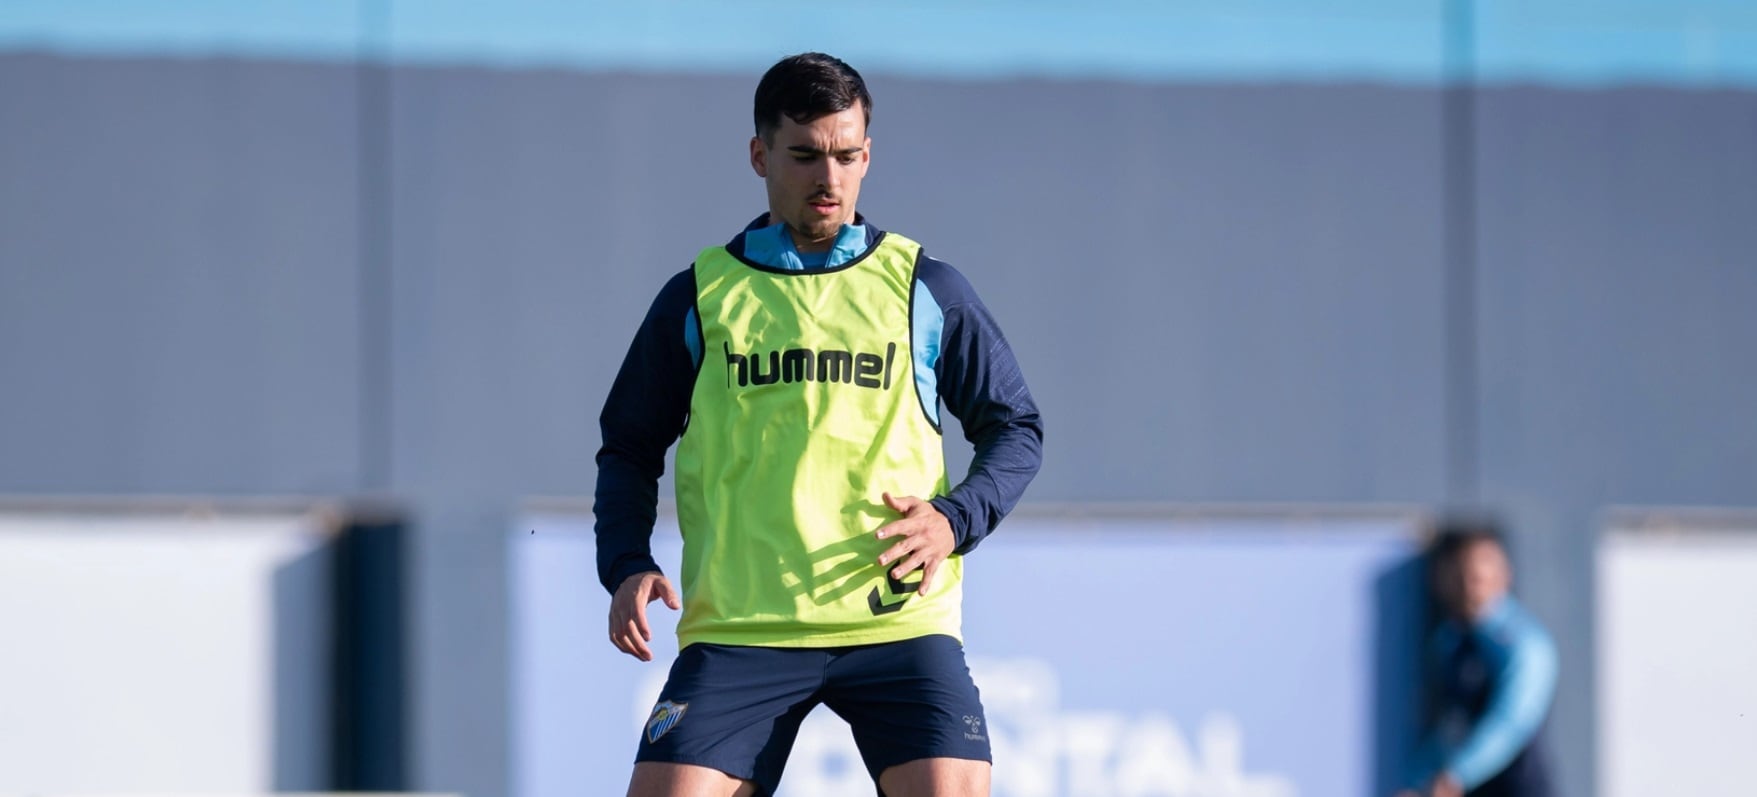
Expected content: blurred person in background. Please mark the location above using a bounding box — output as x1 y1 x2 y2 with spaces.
1399 522 1558 797
593 52 1043 797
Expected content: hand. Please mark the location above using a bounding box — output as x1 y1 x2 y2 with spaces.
1428 774 1463 797
609 571 680 662
875 492 956 596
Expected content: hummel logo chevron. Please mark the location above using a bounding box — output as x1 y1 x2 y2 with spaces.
866 571 923 616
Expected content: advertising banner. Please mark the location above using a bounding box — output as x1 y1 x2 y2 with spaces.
1597 510 1757 797
511 508 1423 797
0 502 334 793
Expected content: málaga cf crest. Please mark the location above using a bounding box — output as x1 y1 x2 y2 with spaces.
645 700 689 743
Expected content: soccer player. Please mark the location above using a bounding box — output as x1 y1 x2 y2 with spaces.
593 52 1043 797
1399 524 1558 797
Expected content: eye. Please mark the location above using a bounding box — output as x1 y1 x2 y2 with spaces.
836 154 858 165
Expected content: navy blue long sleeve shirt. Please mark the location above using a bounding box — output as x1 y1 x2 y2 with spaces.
593 217 1044 593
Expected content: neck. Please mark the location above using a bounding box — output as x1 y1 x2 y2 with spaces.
769 215 842 254
791 232 835 254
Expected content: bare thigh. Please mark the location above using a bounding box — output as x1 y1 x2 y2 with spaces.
626 762 757 797
877 757 991 797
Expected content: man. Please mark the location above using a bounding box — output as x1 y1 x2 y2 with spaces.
593 52 1043 797
1400 524 1558 797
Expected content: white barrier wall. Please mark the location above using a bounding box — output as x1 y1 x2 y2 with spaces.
0 503 336 793
1597 510 1757 797
511 507 1425 797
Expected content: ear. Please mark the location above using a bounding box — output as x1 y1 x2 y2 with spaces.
750 136 768 178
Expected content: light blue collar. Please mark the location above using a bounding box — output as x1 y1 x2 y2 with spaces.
1474 595 1516 632
742 223 869 270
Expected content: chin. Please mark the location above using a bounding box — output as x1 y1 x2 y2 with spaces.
799 221 841 241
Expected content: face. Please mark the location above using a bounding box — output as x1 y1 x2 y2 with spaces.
1436 539 1512 621
750 104 870 253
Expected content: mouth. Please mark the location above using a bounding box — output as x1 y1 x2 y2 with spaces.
807 197 840 215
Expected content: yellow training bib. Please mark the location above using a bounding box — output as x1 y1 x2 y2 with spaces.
673 231 959 648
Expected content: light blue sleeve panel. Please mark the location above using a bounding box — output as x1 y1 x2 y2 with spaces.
683 306 701 369
911 278 944 427
1446 600 1560 790
910 254 1043 553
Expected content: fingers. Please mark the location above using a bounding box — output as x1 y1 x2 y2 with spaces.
613 616 653 661
876 494 954 595
877 529 943 584
608 573 680 662
632 591 653 643
877 528 934 572
877 536 911 566
610 589 654 661
654 577 682 610
609 606 653 661
874 510 924 540
882 491 924 516
891 547 934 583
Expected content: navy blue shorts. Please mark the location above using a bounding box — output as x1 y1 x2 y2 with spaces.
635 634 990 795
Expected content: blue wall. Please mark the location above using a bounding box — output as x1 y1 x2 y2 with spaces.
6 1 1757 86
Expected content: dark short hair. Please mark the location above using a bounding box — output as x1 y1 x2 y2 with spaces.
1429 516 1508 569
753 52 871 142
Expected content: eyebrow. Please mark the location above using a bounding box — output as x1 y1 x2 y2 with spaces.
786 145 864 157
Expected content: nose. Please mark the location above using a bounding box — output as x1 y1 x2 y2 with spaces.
810 157 837 191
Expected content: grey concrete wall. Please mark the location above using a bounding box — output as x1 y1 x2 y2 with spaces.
0 54 365 494
4 51 1755 797
1474 86 1757 797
